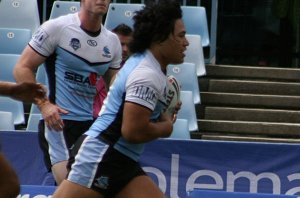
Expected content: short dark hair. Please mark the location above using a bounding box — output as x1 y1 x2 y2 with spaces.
112 23 133 36
129 0 182 54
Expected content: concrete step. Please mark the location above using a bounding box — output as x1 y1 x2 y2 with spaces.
192 64 300 143
204 107 300 123
205 79 300 95
205 65 300 82
201 92 300 110
198 119 300 138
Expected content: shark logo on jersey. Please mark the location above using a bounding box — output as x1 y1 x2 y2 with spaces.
94 176 109 189
102 46 111 58
69 38 81 51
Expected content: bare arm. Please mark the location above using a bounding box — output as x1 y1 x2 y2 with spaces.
13 46 46 83
0 153 20 198
13 46 48 106
0 82 19 97
102 68 119 90
121 102 173 144
13 46 68 131
0 81 46 103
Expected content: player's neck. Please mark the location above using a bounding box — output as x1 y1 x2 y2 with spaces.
149 48 168 72
78 12 102 32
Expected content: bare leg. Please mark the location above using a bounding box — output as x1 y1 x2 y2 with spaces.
52 180 103 198
0 153 20 198
116 175 165 198
52 160 68 185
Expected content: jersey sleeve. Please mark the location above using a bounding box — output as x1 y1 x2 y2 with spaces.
125 68 162 111
29 19 62 57
109 34 122 69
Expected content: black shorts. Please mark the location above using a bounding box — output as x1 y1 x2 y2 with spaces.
67 135 146 197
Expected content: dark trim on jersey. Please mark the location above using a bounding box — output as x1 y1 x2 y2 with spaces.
98 94 126 145
59 46 111 67
28 44 48 58
98 106 124 145
109 67 121 70
115 140 141 156
80 25 101 37
45 53 57 104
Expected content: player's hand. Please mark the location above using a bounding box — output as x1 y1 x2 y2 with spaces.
37 100 68 131
159 112 174 137
170 100 182 123
11 82 47 103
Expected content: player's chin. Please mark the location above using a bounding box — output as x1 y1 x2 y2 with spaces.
162 128 173 138
95 8 107 15
172 58 184 65
175 54 185 64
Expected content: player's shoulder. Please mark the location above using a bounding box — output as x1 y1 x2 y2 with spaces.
129 63 165 92
41 13 77 31
101 26 119 41
128 52 163 80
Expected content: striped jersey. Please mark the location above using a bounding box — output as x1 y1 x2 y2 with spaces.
86 50 168 161
29 13 122 120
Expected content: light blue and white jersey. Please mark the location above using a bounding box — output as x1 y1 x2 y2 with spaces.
29 13 122 120
86 50 168 161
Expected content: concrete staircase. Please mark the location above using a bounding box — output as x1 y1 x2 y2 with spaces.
191 64 300 143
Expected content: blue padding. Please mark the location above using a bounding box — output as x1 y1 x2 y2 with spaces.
188 190 298 198
0 131 55 185
20 185 56 197
3 132 300 197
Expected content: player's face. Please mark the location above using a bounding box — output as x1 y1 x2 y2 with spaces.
161 19 189 65
82 0 110 15
117 33 132 61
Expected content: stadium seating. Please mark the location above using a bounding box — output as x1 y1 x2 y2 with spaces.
0 0 40 33
167 62 200 104
181 6 210 47
26 113 42 132
0 28 31 54
0 111 14 130
29 103 40 114
0 54 20 82
104 3 210 49
35 64 48 85
104 3 144 30
177 90 198 131
0 97 25 125
49 1 80 19
169 118 190 139
185 34 206 76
